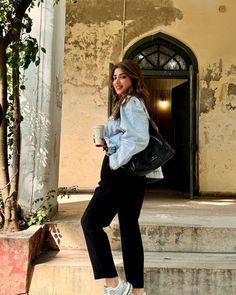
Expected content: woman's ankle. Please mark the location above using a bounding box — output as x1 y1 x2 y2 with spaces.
132 287 145 295
104 277 119 288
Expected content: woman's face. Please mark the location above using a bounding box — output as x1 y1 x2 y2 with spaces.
112 67 132 96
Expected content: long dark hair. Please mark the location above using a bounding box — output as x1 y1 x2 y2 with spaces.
110 60 150 119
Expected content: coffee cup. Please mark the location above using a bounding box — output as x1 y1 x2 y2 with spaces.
93 125 105 146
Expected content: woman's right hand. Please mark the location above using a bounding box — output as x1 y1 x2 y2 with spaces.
93 137 107 148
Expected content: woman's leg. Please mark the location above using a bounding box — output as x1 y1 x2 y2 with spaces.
81 189 118 279
117 173 146 292
81 155 146 294
81 156 123 280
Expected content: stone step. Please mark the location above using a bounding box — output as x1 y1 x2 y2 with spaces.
45 218 236 253
47 195 236 253
29 249 236 295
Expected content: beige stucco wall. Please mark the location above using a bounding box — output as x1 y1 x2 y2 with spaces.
59 0 236 194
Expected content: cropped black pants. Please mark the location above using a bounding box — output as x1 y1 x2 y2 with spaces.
81 155 146 288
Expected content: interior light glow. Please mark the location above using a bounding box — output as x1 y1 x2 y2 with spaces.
158 98 169 110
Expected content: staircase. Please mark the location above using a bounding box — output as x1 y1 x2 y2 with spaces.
29 193 236 295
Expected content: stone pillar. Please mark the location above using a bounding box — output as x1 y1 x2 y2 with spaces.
18 1 65 216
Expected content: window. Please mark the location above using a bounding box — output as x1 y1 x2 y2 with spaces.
131 41 190 71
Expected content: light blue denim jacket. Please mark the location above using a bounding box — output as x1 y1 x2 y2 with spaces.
104 95 149 170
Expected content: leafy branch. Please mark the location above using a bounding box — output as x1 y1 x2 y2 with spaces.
20 190 56 228
0 0 60 232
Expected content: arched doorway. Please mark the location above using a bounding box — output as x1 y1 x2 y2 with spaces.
124 33 199 197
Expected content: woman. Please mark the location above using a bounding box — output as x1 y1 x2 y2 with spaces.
81 60 150 295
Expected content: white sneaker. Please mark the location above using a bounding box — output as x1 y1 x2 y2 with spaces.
104 279 132 295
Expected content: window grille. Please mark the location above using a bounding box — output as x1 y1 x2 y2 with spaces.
129 40 191 72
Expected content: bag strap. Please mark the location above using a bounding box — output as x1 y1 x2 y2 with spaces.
140 99 160 132
140 99 150 120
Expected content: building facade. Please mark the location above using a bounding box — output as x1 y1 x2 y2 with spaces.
59 0 236 196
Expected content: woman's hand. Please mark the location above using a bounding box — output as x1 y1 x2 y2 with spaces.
93 137 107 148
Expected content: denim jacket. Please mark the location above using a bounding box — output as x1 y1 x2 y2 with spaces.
104 95 149 170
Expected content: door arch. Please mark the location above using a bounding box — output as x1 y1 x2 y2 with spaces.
124 32 199 197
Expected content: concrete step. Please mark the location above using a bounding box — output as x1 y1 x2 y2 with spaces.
29 249 236 295
46 195 236 253
45 219 236 253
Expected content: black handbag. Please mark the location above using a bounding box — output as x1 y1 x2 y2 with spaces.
123 119 176 177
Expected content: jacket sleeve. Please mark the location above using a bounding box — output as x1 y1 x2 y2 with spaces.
109 96 149 170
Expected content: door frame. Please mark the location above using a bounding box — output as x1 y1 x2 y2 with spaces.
123 32 199 197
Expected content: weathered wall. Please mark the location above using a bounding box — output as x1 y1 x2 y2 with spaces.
59 0 236 193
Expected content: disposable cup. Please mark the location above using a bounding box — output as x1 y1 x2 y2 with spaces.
92 125 105 146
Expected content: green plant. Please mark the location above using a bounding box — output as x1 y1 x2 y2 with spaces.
0 0 60 231
19 190 56 229
58 191 71 200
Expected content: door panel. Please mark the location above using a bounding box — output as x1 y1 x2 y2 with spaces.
169 81 190 191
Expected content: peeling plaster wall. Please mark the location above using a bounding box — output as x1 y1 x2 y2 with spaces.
59 0 236 193
199 61 236 192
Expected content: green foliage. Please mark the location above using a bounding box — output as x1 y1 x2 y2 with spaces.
0 0 63 230
1 0 47 159
59 192 71 200
27 207 50 226
21 190 56 228
7 38 44 70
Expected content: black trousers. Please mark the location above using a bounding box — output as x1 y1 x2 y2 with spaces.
81 155 146 288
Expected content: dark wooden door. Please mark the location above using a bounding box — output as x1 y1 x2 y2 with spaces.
170 81 191 192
